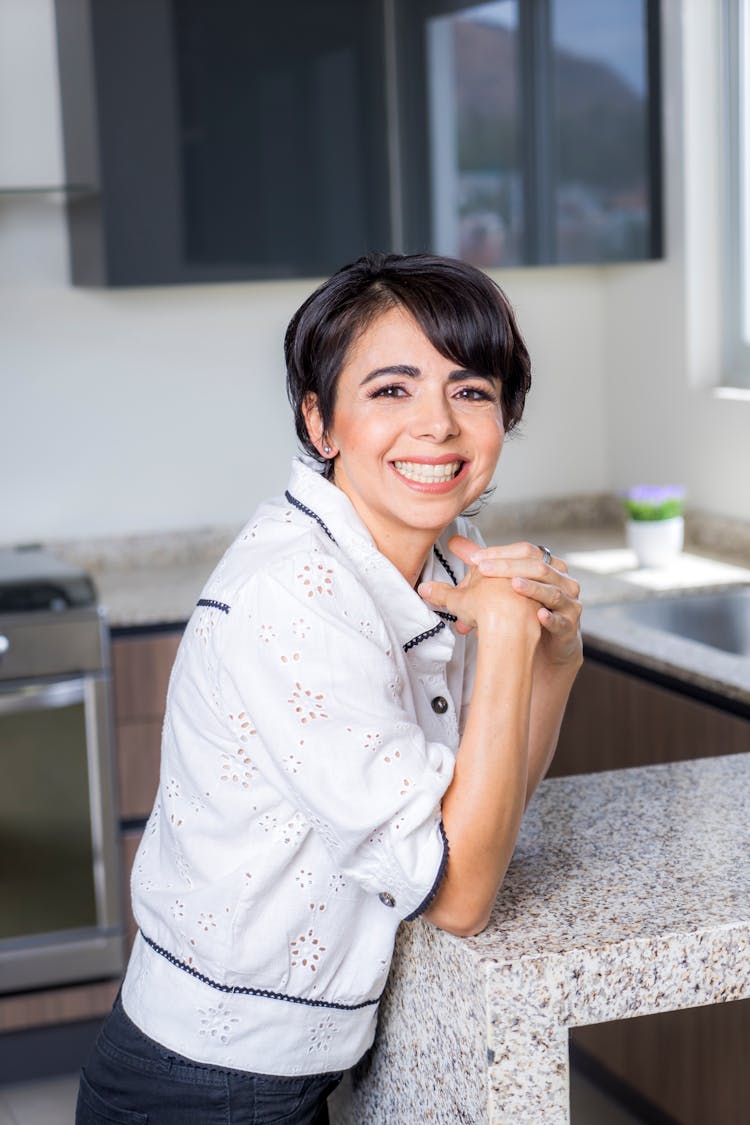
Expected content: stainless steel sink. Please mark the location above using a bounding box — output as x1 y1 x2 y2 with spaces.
612 588 750 657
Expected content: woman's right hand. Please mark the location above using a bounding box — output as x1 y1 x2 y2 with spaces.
418 562 542 645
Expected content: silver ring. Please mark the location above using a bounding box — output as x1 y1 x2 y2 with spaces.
537 544 552 566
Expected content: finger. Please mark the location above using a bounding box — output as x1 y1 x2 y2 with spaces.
537 607 571 633
416 579 456 610
511 576 582 618
465 539 568 572
479 558 580 597
450 538 535 565
445 535 478 565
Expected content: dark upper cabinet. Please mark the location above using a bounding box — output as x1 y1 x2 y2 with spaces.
397 0 662 267
55 0 661 286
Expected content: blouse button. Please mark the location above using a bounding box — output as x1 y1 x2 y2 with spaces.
431 695 449 714
379 892 396 908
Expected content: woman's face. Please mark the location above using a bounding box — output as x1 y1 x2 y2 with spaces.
306 305 505 552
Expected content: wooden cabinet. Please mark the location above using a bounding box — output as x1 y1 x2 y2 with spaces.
0 980 119 1035
0 627 182 1034
572 1000 750 1125
557 652 750 1125
112 631 182 948
550 655 750 777
111 631 182 820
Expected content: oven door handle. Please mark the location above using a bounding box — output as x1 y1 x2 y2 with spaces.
0 678 86 714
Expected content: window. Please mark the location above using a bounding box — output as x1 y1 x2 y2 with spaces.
723 0 750 386
398 0 662 267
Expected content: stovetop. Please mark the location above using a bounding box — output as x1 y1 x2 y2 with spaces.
0 546 97 614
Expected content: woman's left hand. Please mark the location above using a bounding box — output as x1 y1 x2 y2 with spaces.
448 536 583 667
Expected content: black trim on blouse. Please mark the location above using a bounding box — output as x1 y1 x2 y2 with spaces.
404 820 450 921
139 932 382 1011
432 545 458 623
285 491 338 546
402 620 447 652
433 544 458 586
196 598 231 614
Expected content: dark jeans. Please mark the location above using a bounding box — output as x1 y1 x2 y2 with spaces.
76 994 342 1124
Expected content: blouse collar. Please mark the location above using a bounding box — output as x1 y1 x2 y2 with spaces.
284 458 458 665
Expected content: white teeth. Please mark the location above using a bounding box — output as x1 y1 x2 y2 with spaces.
393 460 462 483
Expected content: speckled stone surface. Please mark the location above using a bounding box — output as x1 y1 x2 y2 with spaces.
46 526 237 627
331 755 750 1124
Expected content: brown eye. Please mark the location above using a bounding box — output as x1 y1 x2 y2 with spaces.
369 384 408 399
455 386 494 401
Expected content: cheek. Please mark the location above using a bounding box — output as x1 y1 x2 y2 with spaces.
334 408 398 455
478 414 505 464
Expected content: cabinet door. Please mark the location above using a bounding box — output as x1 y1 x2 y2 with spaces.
0 980 118 1033
550 657 750 777
112 631 181 820
573 999 750 1125
58 0 389 285
398 0 661 267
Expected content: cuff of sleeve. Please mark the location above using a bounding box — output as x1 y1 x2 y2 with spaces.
403 820 449 922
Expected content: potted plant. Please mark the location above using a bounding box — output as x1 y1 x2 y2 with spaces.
621 485 686 567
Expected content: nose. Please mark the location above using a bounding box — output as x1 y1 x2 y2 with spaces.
409 388 460 442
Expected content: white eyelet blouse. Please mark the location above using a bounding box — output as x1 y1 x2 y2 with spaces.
121 457 481 1076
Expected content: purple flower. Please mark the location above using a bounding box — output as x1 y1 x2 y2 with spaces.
623 484 684 502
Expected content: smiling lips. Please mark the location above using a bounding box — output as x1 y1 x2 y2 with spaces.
391 459 465 486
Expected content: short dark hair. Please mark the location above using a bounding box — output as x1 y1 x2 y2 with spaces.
285 252 531 475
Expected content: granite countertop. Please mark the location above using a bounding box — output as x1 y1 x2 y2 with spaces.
48 502 750 700
55 526 238 630
334 753 750 1123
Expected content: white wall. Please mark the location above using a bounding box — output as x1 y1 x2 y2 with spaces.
2 0 747 545
601 0 750 522
1 217 608 541
0 0 64 188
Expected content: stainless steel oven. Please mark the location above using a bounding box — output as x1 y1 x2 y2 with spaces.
0 548 124 993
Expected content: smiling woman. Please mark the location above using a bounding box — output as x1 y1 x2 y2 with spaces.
76 253 583 1125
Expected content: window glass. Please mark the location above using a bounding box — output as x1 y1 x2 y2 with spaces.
552 0 651 263
722 0 750 385
739 1 750 347
419 0 659 267
427 2 523 268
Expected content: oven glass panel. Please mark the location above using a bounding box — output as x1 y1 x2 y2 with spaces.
1 694 97 940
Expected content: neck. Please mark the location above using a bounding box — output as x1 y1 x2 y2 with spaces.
371 530 435 589
329 468 442 586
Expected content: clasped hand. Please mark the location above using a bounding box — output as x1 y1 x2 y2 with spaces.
418 535 583 667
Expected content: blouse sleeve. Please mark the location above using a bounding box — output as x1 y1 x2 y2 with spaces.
218 549 455 921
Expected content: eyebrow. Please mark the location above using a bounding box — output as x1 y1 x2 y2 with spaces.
360 364 500 386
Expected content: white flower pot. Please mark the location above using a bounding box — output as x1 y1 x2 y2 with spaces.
626 516 684 568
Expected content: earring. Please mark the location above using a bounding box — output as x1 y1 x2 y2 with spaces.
323 445 332 455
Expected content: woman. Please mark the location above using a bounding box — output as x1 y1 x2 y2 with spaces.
77 252 582 1124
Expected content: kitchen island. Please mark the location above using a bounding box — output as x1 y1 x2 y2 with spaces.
329 753 750 1124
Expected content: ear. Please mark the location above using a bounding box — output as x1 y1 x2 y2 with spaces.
302 393 337 459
